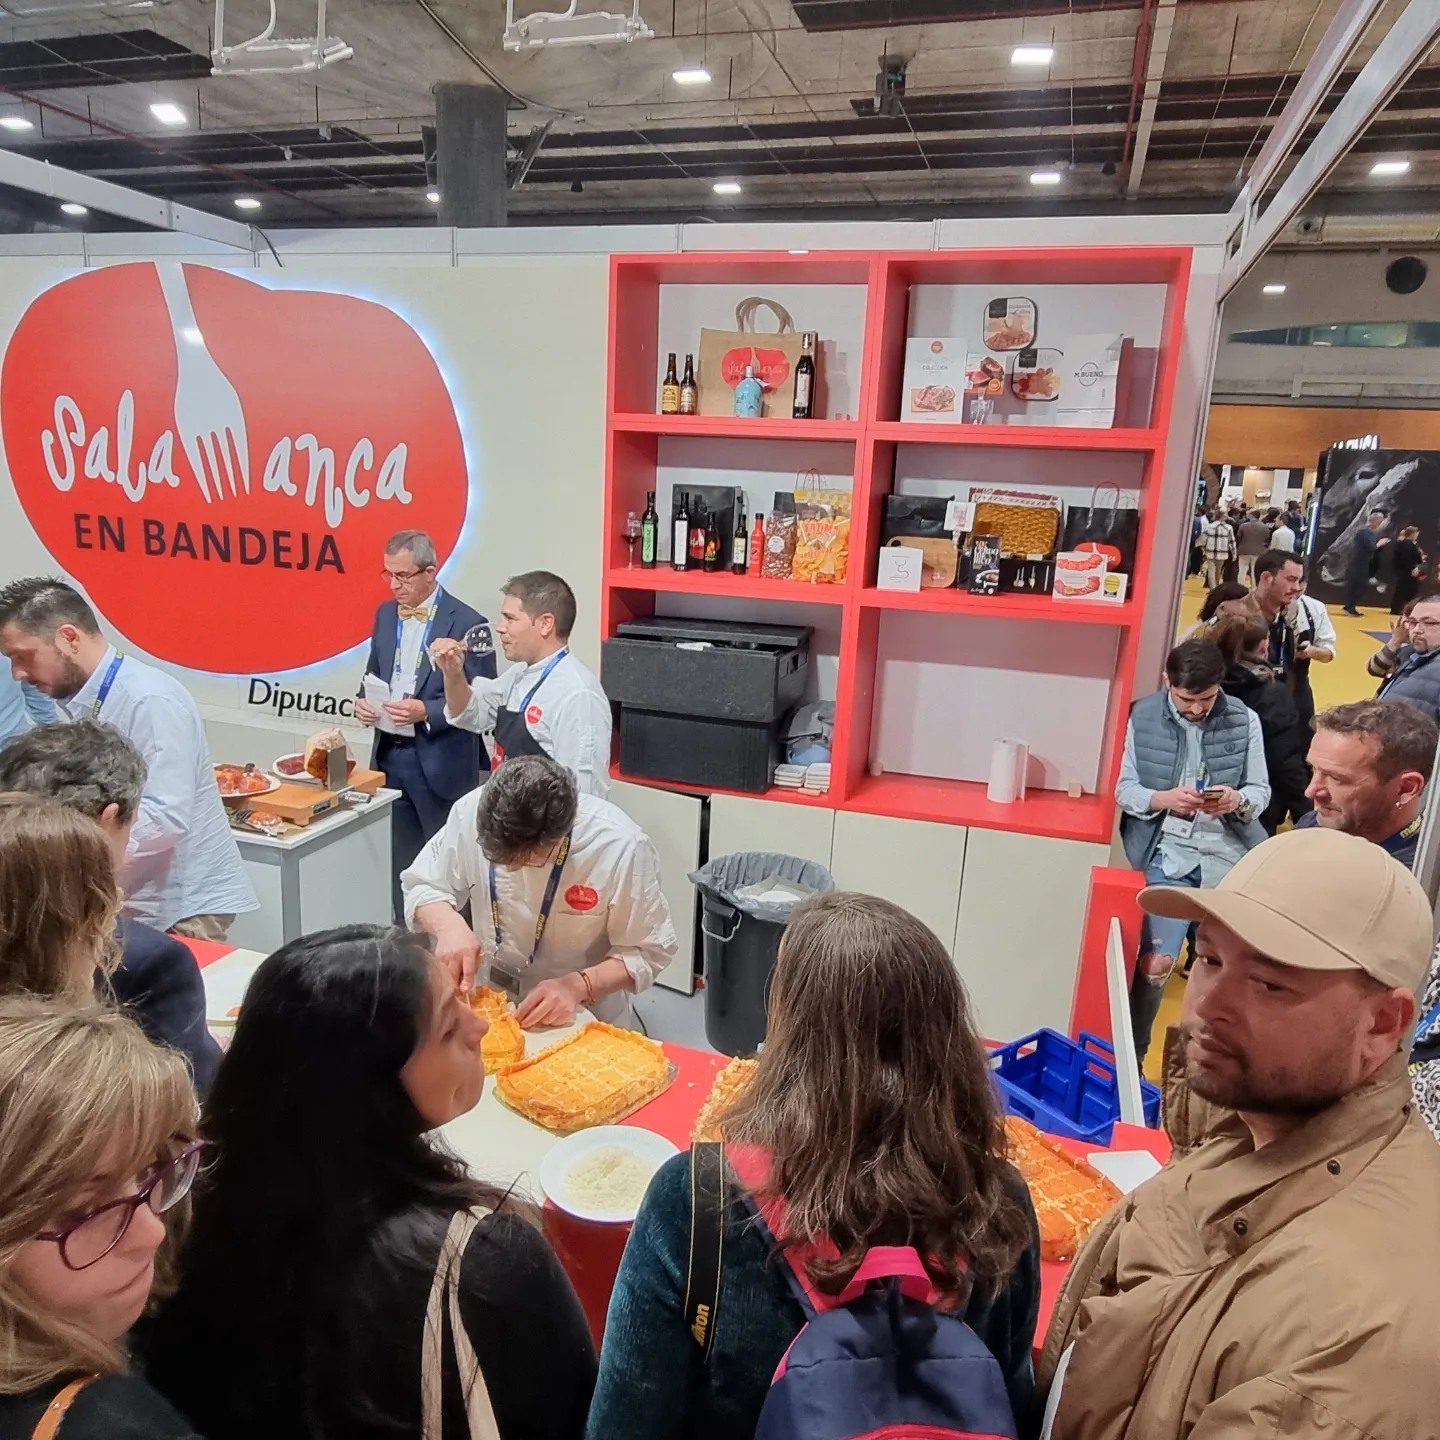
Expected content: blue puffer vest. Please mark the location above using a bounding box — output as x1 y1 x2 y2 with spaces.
1378 647 1440 722
1121 689 1268 869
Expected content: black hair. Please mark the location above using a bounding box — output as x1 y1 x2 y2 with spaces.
1254 549 1303 584
1197 581 1250 624
503 570 578 641
1165 638 1226 692
148 925 502 1440
0 578 100 637
475 755 579 864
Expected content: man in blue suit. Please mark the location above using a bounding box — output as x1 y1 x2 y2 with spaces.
356 529 496 919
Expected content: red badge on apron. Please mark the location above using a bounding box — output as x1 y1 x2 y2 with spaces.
526 705 543 725
565 884 599 912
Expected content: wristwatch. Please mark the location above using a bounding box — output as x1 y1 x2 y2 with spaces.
1235 799 1256 823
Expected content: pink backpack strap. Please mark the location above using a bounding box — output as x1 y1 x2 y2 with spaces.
836 1247 935 1305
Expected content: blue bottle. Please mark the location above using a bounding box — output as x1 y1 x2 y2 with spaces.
733 362 763 418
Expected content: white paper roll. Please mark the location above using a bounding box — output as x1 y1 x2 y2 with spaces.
986 739 1029 805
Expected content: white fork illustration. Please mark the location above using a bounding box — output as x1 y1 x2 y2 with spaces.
157 262 250 503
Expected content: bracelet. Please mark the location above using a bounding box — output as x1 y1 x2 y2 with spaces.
579 969 595 1005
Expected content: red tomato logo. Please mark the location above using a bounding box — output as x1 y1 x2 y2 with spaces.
564 884 599 912
1 262 468 673
526 704 543 725
720 344 791 392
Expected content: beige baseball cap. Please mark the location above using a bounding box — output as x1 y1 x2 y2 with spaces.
1140 827 1434 991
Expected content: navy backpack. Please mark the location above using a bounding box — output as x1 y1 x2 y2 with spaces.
684 1142 1020 1440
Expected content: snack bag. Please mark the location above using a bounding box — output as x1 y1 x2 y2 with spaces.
762 512 798 579
793 488 852 584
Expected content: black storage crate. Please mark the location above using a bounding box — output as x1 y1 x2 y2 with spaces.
601 617 812 793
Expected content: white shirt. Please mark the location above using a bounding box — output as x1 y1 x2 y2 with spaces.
446 649 612 798
59 646 257 930
1268 524 1297 554
401 789 676 1023
1296 592 1337 655
393 583 441 699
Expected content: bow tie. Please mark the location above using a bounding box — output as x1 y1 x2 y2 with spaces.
398 604 433 622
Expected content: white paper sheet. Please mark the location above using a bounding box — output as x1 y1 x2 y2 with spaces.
363 674 415 737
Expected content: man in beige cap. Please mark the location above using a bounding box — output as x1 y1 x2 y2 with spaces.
1039 826 1440 1440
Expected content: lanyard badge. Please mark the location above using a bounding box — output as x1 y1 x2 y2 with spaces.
392 610 437 698
89 653 125 719
487 834 573 993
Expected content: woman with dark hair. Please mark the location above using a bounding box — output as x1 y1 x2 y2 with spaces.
1210 602 1311 834
147 925 595 1440
585 892 1041 1440
1178 580 1251 642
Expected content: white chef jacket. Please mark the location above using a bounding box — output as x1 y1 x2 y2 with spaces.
58 646 257 931
445 648 612 798
1297 592 1337 655
401 788 676 1024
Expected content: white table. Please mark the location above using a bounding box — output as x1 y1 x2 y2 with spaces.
199 945 587 1206
229 789 399 953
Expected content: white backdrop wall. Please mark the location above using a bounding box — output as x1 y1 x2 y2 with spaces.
0 216 1227 1036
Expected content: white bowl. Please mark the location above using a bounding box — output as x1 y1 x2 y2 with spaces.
539 1125 680 1224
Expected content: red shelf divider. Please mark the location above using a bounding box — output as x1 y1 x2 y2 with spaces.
602 246 1193 839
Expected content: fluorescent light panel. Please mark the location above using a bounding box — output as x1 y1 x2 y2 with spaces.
1262 283 1287 295
150 102 187 126
0 116 33 131
672 67 711 85
234 196 261 210
1030 170 1061 186
426 189 440 202
60 202 87 216
1369 159 1411 176
712 180 742 195
1011 45 1054 66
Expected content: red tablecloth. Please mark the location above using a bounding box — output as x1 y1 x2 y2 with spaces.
175 936 239 969
541 1045 1173 1348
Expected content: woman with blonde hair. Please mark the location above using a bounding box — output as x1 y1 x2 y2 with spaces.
0 793 119 1001
587 891 1041 1440
0 997 203 1438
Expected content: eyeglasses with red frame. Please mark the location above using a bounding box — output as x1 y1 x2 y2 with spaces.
36 1139 209 1271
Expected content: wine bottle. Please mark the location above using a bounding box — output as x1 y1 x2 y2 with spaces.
660 353 679 415
640 490 658 568
792 332 816 419
689 499 708 568
678 354 698 415
732 503 748 575
703 519 720 572
672 492 690 571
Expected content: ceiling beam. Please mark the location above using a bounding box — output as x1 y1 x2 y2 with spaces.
1126 0 1179 198
0 146 254 248
1222 0 1440 296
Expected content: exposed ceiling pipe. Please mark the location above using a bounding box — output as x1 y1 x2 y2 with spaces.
1126 0 1179 197
507 119 554 189
1118 0 1156 178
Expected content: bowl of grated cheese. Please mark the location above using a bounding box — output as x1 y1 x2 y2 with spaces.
540 1126 680 1224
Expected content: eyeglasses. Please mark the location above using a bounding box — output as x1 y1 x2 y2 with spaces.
382 567 434 584
37 1140 209 1271
1409 618 1440 631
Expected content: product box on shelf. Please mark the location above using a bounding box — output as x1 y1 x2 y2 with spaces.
1052 550 1110 601
1055 334 1127 428
901 337 968 422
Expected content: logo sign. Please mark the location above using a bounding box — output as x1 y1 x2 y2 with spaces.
1 262 469 673
564 884 599 912
1076 361 1104 388
719 343 791 392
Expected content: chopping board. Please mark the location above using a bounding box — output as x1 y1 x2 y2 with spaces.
229 768 385 826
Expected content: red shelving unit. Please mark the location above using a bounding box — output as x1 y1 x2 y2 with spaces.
601 247 1192 843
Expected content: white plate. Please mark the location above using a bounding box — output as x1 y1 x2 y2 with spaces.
539 1125 679 1224
214 768 280 800
272 753 357 787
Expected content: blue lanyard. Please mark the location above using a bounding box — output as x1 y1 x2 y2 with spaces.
90 653 124 719
519 648 568 712
392 607 438 694
487 834 572 969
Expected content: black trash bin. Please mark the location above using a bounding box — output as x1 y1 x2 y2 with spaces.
689 852 834 1056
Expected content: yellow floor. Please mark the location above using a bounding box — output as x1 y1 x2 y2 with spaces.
1146 580 1393 1079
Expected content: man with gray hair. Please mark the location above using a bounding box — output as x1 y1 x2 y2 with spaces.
0 718 220 1091
356 529 495 919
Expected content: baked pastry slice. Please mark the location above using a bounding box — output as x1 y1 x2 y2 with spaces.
497 1022 670 1134
1004 1116 1123 1261
692 1057 759 1143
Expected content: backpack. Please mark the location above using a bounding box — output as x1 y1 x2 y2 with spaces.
683 1142 1020 1440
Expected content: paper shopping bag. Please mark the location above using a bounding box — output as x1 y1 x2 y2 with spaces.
697 296 805 416
1061 482 1140 576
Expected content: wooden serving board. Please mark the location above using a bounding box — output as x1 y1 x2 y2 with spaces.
239 769 386 826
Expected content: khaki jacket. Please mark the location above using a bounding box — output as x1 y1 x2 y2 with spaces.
1039 1051 1440 1440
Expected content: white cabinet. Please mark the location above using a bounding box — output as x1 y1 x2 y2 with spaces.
609 780 705 994
707 795 837 870
953 830 1109 1041
829 811 969 955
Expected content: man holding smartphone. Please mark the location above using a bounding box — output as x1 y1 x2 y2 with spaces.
1116 638 1271 1063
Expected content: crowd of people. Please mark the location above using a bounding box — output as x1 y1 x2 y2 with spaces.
0 524 1433 1439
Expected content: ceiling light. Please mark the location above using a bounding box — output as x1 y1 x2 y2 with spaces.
672 67 711 85
1262 283 1287 295
426 189 440 203
150 102 187 126
59 202 87 216
1011 45 1054 66
1369 159 1410 177
234 197 261 211
0 116 33 132
788 248 810 255
712 180 742 195
1030 170 1061 186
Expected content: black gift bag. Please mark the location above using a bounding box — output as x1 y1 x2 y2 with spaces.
1061 483 1139 574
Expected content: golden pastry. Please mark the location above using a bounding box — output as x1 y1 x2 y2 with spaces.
497 1022 670 1134
1003 1115 1123 1261
480 1012 525 1074
691 1057 759 1143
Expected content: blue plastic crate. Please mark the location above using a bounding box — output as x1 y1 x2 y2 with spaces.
988 1028 1161 1146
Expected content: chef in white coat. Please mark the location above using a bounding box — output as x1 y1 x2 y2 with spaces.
430 570 612 798
402 754 676 1028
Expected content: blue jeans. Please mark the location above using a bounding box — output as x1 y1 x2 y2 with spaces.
1131 856 1201 1063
